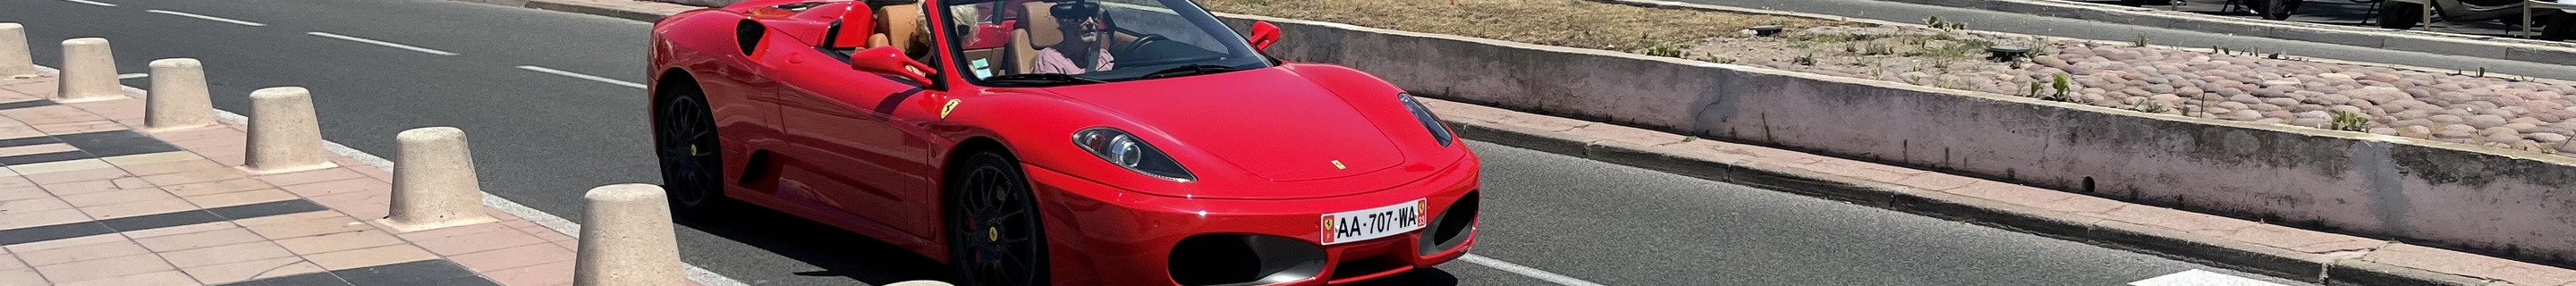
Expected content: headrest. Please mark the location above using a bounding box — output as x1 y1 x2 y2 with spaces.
1021 2 1062 46
829 4 877 49
877 4 924 53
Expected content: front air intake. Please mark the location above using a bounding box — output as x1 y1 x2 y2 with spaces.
1168 234 1326 286
1419 190 1479 256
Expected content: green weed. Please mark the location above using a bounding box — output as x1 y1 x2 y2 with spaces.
1923 16 1967 30
1639 40 1686 57
2129 98 2168 113
2330 111 2372 131
2048 73 2073 102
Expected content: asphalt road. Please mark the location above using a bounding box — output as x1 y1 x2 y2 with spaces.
1689 0 2576 80
2080 0 2529 38
4 0 2318 284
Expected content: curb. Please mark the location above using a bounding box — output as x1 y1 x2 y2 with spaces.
1876 0 2576 66
474 0 2563 285
521 0 698 22
1428 97 2501 286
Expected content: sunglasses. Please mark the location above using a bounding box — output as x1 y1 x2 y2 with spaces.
1050 2 1100 19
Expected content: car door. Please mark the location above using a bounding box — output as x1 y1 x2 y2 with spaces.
767 42 945 238
669 16 789 182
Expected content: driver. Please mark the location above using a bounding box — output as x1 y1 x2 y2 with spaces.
1031 1 1114 74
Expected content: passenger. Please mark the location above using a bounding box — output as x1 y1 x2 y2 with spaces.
1031 1 1113 74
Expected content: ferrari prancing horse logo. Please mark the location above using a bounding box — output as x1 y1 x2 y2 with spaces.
939 99 960 119
1331 160 1345 170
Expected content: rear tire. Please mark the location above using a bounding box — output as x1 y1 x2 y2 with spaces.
654 81 729 214
2381 2 2427 29
944 151 1050 286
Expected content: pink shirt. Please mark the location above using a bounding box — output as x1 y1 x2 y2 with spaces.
1031 47 1114 74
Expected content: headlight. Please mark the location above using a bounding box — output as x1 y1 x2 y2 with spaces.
1072 128 1195 181
1399 93 1456 147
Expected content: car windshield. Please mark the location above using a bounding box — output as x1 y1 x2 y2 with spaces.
936 0 1270 86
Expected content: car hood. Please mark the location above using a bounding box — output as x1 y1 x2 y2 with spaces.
1037 68 1407 182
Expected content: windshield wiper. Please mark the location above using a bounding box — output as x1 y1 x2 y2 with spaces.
982 73 1108 86
1136 63 1246 80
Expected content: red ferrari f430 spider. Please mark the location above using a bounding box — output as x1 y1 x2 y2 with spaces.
646 0 1483 284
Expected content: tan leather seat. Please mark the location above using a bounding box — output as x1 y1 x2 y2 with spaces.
1012 1 1061 74
865 4 927 55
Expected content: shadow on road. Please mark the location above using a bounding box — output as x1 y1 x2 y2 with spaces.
660 189 1466 286
667 195 954 284
1343 267 1463 286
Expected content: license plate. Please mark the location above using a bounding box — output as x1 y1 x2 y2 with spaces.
1321 199 1428 245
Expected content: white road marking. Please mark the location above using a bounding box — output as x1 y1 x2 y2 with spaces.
117 73 147 80
305 32 459 55
146 10 267 27
59 0 114 6
515 65 645 88
2129 269 2288 286
1460 254 1609 286
27 64 750 286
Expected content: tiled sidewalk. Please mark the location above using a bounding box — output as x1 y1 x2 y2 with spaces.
0 72 586 285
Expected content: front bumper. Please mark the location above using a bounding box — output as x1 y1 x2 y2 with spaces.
1021 156 1482 286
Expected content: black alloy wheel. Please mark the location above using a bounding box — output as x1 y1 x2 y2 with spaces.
945 152 1051 286
655 87 724 210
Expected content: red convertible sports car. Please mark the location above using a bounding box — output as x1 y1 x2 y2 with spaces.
646 0 1482 284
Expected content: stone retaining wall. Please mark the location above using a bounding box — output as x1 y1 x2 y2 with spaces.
1209 13 2576 266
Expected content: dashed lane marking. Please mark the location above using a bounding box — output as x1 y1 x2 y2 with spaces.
306 31 459 55
147 10 267 27
515 65 644 88
1460 254 1611 286
2130 269 2290 286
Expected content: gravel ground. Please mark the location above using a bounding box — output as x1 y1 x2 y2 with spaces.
1684 25 2576 155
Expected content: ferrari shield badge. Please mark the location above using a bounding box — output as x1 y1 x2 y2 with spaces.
1321 217 1335 242
1331 160 1346 170
939 99 961 119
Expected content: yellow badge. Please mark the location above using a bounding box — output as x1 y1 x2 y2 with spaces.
1331 160 1346 170
940 99 961 119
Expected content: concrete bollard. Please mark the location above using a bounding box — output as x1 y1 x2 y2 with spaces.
144 58 213 130
55 38 122 102
573 183 682 286
377 127 496 232
242 87 335 173
0 23 31 77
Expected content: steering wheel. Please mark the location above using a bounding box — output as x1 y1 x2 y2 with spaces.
1123 34 1170 53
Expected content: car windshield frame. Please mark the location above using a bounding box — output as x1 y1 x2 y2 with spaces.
934 0 1274 87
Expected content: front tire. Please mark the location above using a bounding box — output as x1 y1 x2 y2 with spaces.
2544 14 2576 40
2251 0 2302 21
944 152 1051 286
2381 2 2428 29
654 83 728 212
